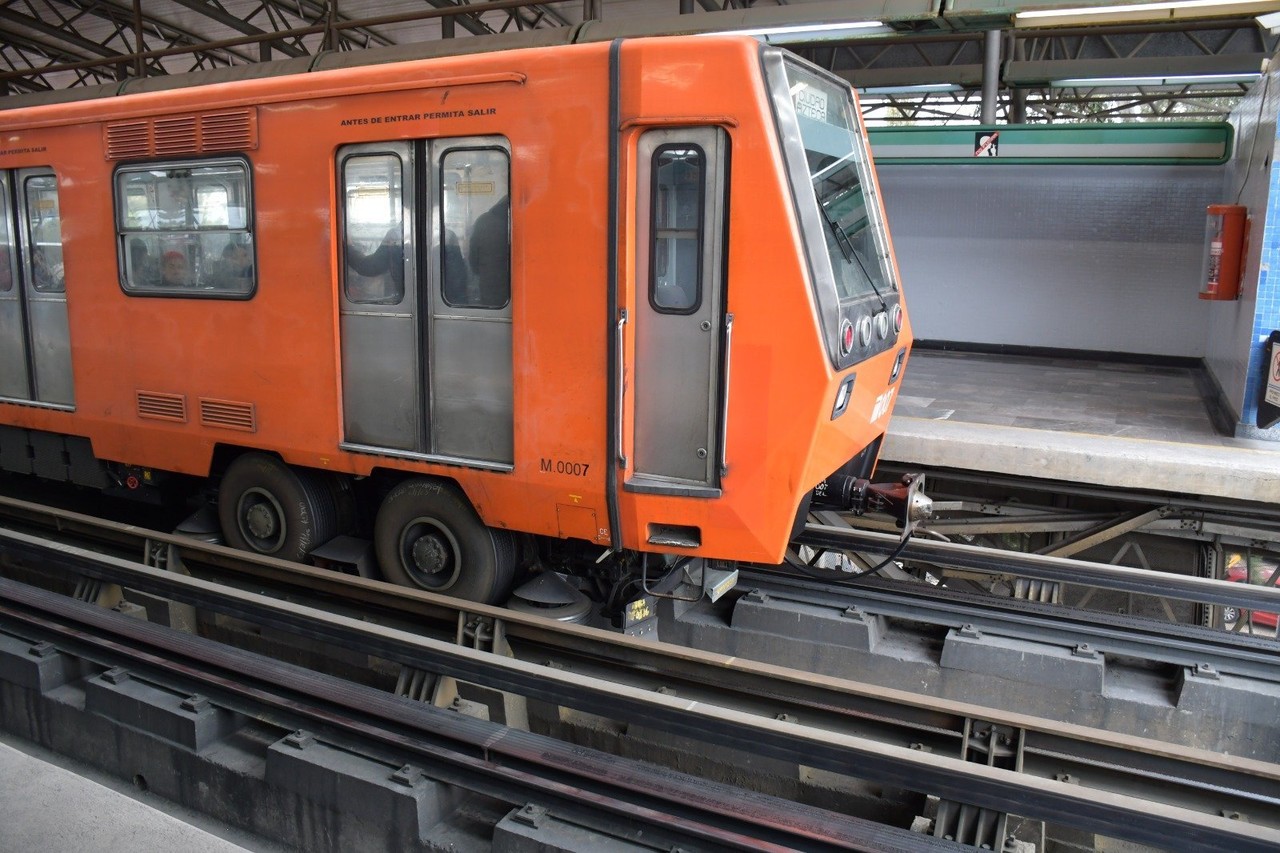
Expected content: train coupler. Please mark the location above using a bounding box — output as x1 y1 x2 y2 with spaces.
813 472 933 535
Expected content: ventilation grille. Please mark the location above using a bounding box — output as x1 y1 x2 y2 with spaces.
136 391 187 423
105 109 257 160
200 398 256 433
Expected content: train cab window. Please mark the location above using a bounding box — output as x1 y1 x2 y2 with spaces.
114 158 254 297
441 148 510 309
342 153 406 305
649 146 704 314
23 175 65 293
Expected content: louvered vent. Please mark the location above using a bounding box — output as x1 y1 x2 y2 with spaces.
106 121 151 160
201 110 256 152
200 398 257 433
153 116 198 155
136 391 187 423
104 108 258 160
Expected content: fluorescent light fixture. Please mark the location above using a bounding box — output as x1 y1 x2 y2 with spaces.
702 20 885 41
1051 72 1261 86
1018 0 1280 20
859 83 964 94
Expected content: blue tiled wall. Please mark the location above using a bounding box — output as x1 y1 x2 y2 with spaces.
1239 140 1280 433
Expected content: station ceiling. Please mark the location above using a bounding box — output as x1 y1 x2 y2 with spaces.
2 0 1277 122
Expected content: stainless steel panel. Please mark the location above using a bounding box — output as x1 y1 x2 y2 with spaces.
340 312 419 450
16 169 73 407
27 296 74 406
430 315 513 463
428 137 514 466
337 142 421 452
0 292 28 400
0 172 28 401
632 128 726 487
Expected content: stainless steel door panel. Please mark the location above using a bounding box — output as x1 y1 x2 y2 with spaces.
635 319 714 481
338 142 420 452
0 293 28 400
428 137 514 467
340 312 418 450
26 296 73 406
632 128 726 487
430 316 513 463
0 173 25 401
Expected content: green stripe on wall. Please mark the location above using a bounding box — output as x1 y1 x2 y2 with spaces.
869 122 1233 165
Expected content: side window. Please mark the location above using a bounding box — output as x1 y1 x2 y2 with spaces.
342 153 405 306
649 145 704 314
441 148 509 309
0 186 14 293
24 175 65 293
115 159 254 297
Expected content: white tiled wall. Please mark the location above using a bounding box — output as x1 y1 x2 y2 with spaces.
877 163 1225 358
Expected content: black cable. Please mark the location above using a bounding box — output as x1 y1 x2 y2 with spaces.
787 530 913 583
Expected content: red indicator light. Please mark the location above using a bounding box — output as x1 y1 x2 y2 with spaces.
841 320 855 355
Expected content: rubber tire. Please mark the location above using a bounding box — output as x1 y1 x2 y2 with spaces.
374 478 516 604
1222 605 1239 626
217 453 338 562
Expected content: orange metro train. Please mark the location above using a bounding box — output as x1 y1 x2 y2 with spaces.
0 28 914 608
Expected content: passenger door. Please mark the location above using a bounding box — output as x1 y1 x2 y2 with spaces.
0 169 73 408
337 137 513 468
630 128 728 492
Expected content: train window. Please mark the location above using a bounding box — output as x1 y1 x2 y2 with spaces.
342 153 406 305
23 175 65 293
781 62 895 303
441 148 509 309
649 145 704 314
114 158 254 297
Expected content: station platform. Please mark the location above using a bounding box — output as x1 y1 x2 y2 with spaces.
883 348 1280 503
0 734 273 853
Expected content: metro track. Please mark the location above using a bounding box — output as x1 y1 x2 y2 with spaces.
1 494 1279 849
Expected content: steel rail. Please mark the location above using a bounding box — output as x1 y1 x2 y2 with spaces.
797 523 1280 613
0 580 943 853
2 527 1280 850
739 569 1280 683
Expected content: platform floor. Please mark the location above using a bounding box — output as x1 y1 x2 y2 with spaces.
0 734 279 853
883 349 1280 503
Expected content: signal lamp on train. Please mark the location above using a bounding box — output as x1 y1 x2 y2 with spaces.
840 319 855 355
832 375 857 419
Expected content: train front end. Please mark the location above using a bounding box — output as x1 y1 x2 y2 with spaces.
759 50 921 531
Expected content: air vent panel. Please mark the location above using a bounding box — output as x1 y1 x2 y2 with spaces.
200 398 257 433
136 391 187 423
104 108 257 160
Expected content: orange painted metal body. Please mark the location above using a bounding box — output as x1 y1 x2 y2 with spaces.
0 36 911 565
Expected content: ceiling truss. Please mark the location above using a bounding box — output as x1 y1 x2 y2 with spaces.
1 0 1277 123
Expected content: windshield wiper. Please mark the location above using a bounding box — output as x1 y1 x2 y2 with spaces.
818 195 887 311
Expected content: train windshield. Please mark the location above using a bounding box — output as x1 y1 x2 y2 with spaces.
778 61 895 303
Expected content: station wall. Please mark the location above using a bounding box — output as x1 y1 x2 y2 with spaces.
877 163 1225 358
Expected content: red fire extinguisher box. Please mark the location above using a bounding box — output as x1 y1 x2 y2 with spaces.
1201 204 1247 301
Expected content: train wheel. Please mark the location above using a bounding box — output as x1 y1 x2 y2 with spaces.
217 453 337 562
374 478 516 604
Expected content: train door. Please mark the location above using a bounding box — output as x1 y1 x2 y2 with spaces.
630 128 728 491
338 138 513 467
0 169 73 407
428 140 513 464
339 144 420 451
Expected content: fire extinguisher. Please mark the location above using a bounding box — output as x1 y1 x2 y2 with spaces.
1201 204 1247 301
